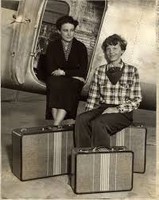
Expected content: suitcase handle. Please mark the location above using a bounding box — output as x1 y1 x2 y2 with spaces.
78 146 127 153
93 146 110 152
47 125 63 130
78 147 110 153
93 146 127 152
20 128 28 132
47 124 73 130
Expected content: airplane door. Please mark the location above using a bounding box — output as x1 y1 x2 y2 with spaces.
9 0 47 85
32 0 70 82
2 0 70 90
33 0 106 86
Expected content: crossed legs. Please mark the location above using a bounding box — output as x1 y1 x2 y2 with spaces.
75 106 132 148
52 108 67 126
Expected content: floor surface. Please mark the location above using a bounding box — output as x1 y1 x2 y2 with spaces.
1 89 158 199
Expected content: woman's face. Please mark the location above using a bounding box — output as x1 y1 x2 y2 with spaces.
105 42 124 63
59 23 75 42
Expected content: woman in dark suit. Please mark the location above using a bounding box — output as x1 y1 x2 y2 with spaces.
46 15 88 126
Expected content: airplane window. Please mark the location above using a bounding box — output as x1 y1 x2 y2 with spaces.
1 1 19 11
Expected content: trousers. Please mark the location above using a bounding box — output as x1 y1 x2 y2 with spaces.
75 104 133 148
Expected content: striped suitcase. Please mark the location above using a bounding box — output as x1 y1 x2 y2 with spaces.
110 125 147 173
70 147 134 194
12 124 74 181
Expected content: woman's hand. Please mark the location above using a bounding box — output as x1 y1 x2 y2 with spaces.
51 69 65 76
102 107 119 114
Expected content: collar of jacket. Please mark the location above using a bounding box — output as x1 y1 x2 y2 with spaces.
107 60 124 71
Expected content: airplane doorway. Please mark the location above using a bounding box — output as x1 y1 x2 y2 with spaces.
33 0 70 81
33 0 106 83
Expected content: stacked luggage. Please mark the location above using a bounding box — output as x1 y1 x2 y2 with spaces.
12 124 147 194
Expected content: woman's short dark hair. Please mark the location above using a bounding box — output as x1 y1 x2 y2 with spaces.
56 15 79 31
102 34 127 52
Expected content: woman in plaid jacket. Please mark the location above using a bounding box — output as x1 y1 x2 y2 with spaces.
75 34 142 148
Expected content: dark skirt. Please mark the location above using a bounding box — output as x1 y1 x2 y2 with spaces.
46 76 84 119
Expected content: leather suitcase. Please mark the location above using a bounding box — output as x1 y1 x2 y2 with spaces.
12 124 74 181
110 125 147 173
70 147 134 194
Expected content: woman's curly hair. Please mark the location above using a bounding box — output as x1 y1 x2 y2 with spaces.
102 34 127 51
56 15 79 31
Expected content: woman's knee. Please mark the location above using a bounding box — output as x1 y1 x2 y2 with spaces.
91 117 103 128
91 117 111 132
76 112 89 125
76 109 102 127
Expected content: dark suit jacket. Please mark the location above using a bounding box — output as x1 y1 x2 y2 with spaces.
46 38 88 79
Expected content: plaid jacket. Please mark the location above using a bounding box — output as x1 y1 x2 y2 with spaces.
85 63 142 113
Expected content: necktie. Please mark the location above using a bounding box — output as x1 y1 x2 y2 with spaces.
106 66 124 85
